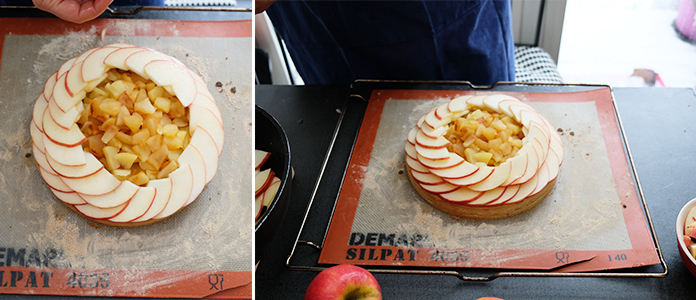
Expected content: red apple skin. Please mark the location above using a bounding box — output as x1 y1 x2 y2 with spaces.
304 265 382 300
476 298 505 300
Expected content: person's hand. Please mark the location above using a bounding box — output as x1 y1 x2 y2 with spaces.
33 0 113 24
255 0 275 14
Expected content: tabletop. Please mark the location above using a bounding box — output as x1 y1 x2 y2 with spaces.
255 84 696 299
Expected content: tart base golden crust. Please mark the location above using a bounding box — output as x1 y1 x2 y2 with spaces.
406 164 555 220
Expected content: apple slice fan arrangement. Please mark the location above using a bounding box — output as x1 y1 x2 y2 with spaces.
405 94 563 219
30 43 224 227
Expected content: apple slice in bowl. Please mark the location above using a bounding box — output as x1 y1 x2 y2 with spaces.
255 105 292 263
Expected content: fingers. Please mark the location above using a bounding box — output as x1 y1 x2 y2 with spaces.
32 0 113 24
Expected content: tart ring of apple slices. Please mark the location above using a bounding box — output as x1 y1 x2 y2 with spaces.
31 43 224 227
405 94 563 219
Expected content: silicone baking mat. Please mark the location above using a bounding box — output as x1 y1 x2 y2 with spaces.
319 88 661 272
0 18 252 298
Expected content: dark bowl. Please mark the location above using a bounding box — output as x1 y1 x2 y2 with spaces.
255 105 292 262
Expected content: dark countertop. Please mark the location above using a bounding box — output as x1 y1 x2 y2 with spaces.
255 84 696 299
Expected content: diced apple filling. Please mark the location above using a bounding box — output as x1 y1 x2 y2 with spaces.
77 69 190 186
445 108 524 166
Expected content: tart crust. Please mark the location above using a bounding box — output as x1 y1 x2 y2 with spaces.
406 94 562 219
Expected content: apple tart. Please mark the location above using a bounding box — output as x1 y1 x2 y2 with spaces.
31 43 224 227
405 94 563 219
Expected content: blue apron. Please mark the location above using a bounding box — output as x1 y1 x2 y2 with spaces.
267 0 515 85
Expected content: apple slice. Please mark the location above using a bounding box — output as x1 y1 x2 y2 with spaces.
405 155 430 173
417 152 467 170
57 57 76 77
501 151 528 186
255 194 264 220
416 109 431 129
65 61 87 97
262 177 281 209
549 132 564 163
404 142 418 160
42 134 86 167
104 46 144 70
448 95 472 112
545 147 561 181
83 72 109 93
42 72 58 101
439 187 484 203
420 123 448 139
189 105 225 155
255 149 271 171
420 181 459 194
188 126 219 183
526 122 550 158
74 201 128 220
465 95 487 108
108 186 156 222
415 130 450 149
466 160 512 191
60 168 120 196
443 166 494 186
429 160 480 180
143 60 198 107
32 143 54 176
45 151 102 179
178 146 207 207
415 144 449 161
52 73 86 113
42 109 85 148
81 46 120 82
73 47 98 64
509 144 539 185
153 164 194 219
39 166 72 193
410 170 444 185
255 168 274 197
193 92 223 125
47 95 82 130
488 184 521 206
530 160 552 196
506 172 540 204
482 94 515 112
508 104 536 123
50 188 87 205
423 107 450 130
434 102 452 120
519 109 545 129
33 94 48 129
124 49 172 79
31 120 46 149
528 137 546 169
407 126 418 145
465 186 507 206
133 178 173 222
497 99 533 119
79 180 139 208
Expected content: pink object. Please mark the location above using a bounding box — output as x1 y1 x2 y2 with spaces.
676 0 696 42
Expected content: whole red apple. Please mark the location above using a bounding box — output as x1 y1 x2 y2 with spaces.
304 265 382 300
